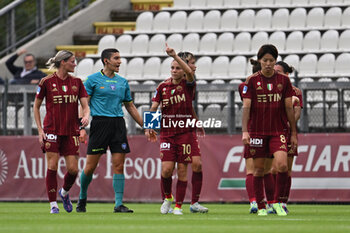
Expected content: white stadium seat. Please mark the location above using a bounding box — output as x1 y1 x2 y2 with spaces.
229 56 247 79
199 33 217 54
299 54 318 76
335 53 350 76
135 11 153 32
342 7 350 27
283 54 300 72
207 0 224 8
160 57 173 79
254 9 272 29
182 33 200 53
285 31 303 52
118 58 127 77
269 31 286 52
237 9 255 29
153 11 170 32
173 0 190 8
320 30 339 51
324 7 342 28
75 58 94 81
216 32 234 54
234 32 251 53
292 0 308 5
203 10 221 30
170 11 187 31
143 57 161 80
148 34 166 55
272 8 289 29
338 30 350 50
97 35 115 55
93 60 104 73
257 0 274 6
195 56 212 80
306 7 324 28
240 0 257 6
221 10 238 30
131 34 149 55
309 0 326 4
303 30 321 52
316 53 335 76
289 8 307 29
251 31 268 52
223 0 240 7
166 34 183 53
126 57 144 80
187 10 204 31
212 56 230 80
191 0 207 8
274 0 291 6
115 34 132 55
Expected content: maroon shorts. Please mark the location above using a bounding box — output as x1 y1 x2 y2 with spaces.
243 144 274 159
160 131 200 163
41 133 80 156
246 134 288 158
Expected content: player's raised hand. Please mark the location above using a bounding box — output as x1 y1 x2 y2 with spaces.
165 43 176 57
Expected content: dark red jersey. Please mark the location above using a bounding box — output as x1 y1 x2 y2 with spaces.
242 71 294 136
152 78 196 137
36 73 88 135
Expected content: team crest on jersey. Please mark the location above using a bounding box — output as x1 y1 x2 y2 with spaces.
176 86 182 91
45 142 51 149
277 83 283 91
160 153 164 159
267 83 273 91
250 149 256 155
110 85 116 90
72 85 77 92
62 85 68 92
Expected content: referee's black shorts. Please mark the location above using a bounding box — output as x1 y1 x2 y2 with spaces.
87 116 130 154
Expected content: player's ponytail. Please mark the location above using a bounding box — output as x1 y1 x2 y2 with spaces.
276 61 294 74
46 50 74 70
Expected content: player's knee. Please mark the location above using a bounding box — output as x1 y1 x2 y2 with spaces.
192 162 202 172
278 164 288 172
67 167 78 175
253 167 264 177
162 167 173 177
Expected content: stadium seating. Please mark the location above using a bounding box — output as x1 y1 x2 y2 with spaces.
115 34 132 55
221 10 238 30
135 11 153 32
203 10 221 30
75 58 94 81
97 35 115 55
169 11 187 31
149 34 166 55
166 33 183 52
143 57 161 80
153 11 171 32
324 7 342 28
254 9 272 30
199 33 217 54
303 30 321 52
216 32 234 54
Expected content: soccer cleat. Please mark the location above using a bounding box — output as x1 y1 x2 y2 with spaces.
173 207 183 215
267 204 276 214
114 205 134 213
168 207 173 214
160 195 173 214
76 198 87 212
272 203 287 216
190 202 209 213
257 209 267 216
249 201 258 214
58 188 72 213
282 203 289 214
50 207 59 214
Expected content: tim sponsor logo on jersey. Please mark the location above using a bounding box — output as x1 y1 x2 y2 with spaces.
257 93 282 103
250 138 263 147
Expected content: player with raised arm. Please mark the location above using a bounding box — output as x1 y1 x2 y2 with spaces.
145 44 200 215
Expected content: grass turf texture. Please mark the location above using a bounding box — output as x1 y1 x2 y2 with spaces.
1 203 350 233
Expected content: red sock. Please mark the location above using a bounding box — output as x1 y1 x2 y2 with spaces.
274 172 288 203
62 172 77 192
264 173 275 204
284 176 292 203
160 180 165 200
175 180 187 208
246 174 255 202
272 173 277 183
46 169 57 202
253 176 266 209
161 176 172 199
191 171 202 204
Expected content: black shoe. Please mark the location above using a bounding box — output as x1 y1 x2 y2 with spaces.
114 205 133 213
76 199 87 212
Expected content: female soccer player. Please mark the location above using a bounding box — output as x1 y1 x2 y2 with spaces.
76 48 148 213
273 61 303 213
33 50 90 214
145 44 199 215
241 44 297 216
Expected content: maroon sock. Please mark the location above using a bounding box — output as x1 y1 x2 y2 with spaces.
253 176 266 209
46 169 57 202
274 172 288 203
264 173 275 204
62 172 77 192
175 180 187 207
285 176 292 203
246 174 255 202
161 176 172 199
160 180 165 200
191 171 202 204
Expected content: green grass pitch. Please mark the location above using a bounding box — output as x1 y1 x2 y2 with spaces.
1 203 350 233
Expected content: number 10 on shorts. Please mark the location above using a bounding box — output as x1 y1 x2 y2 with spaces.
143 111 161 129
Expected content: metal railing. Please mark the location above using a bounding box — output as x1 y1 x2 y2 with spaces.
0 0 92 58
1 82 350 136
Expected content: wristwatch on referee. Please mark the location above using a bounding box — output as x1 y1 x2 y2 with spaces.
79 118 85 130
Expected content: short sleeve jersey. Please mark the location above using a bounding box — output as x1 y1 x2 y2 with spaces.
84 71 132 117
292 86 303 108
152 78 196 137
242 71 294 136
36 73 88 135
